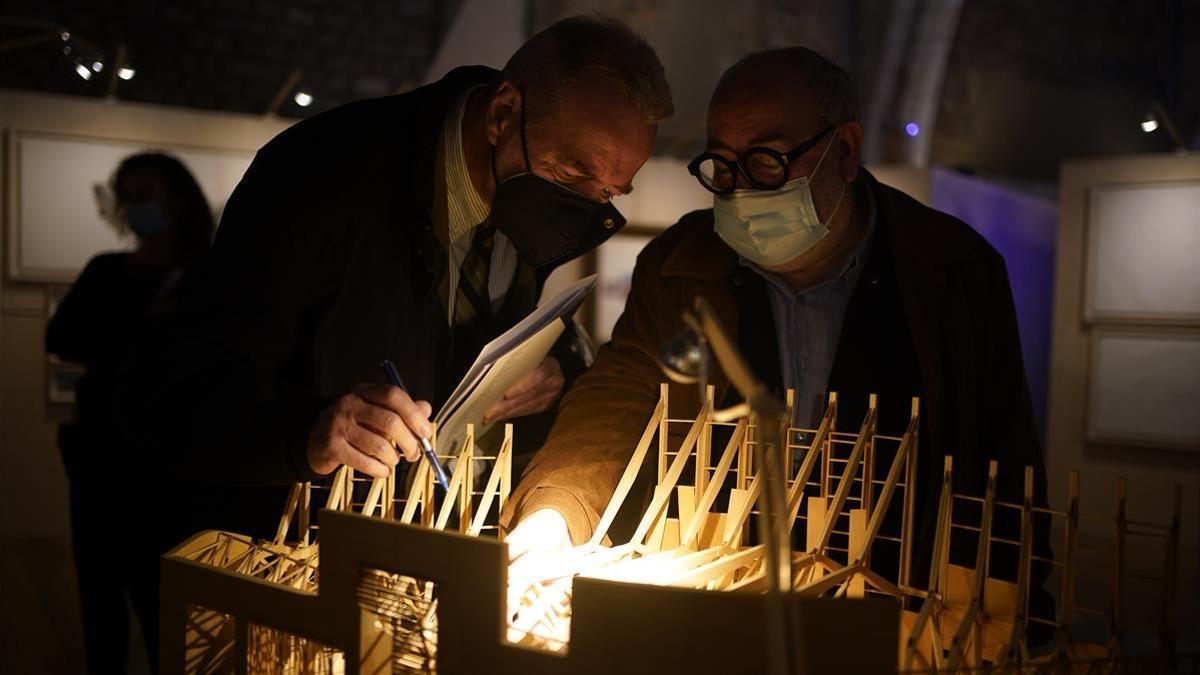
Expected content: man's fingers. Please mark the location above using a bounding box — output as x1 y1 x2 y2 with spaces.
357 384 433 442
486 391 539 422
358 384 429 422
488 390 544 422
415 400 433 418
485 394 525 422
487 386 561 422
504 366 545 399
355 406 421 463
334 436 391 478
394 433 421 463
488 360 564 422
515 392 558 417
354 404 407 444
345 424 399 468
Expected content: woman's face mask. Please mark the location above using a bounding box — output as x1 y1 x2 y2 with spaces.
124 201 173 239
712 133 846 268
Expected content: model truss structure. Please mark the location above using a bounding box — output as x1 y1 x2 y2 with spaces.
162 385 1186 674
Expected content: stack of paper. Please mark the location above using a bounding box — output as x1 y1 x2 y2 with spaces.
434 274 597 457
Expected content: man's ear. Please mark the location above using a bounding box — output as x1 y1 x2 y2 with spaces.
486 81 523 145
837 121 864 182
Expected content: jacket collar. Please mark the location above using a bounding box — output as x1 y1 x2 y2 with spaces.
407 65 497 213
402 66 498 303
659 169 973 280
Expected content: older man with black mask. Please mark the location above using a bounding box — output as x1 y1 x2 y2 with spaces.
503 48 1052 605
117 15 671 561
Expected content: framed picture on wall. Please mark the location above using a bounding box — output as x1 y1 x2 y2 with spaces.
1085 328 1200 451
1083 181 1200 325
5 129 255 283
590 225 659 344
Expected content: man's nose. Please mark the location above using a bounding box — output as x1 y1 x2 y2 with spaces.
732 168 755 191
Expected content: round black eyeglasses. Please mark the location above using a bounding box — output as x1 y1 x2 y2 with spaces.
687 125 836 194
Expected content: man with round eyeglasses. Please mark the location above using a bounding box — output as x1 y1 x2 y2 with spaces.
503 47 1052 604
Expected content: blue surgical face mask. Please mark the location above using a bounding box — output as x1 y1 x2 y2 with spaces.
125 201 172 238
711 134 846 267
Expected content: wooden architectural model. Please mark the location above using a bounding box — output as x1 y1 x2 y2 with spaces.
161 386 1185 674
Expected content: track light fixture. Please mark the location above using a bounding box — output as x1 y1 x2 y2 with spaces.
1141 101 1187 150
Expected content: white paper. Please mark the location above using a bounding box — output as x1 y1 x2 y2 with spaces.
434 274 597 455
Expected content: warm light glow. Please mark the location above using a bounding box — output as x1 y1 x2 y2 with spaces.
118 67 136 80
1141 118 1159 133
74 63 92 80
506 509 571 560
294 91 314 107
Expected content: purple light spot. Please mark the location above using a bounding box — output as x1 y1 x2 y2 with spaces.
904 122 920 137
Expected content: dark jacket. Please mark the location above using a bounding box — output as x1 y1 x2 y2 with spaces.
117 67 586 539
502 172 1051 585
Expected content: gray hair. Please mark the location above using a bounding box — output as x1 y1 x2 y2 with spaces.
717 47 859 125
501 14 674 123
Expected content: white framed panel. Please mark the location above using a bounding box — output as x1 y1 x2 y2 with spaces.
592 229 655 343
1083 181 1200 324
1086 329 1200 450
6 130 255 282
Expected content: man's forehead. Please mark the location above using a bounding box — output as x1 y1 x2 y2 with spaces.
556 143 636 193
707 96 824 150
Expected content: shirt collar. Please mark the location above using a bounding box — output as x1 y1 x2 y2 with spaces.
442 85 491 244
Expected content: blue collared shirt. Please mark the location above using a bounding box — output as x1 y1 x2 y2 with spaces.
743 186 876 430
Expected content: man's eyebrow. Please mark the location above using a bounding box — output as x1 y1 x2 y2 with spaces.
563 153 632 195
749 133 791 147
707 133 791 155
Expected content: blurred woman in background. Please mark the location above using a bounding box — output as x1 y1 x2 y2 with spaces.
46 152 213 674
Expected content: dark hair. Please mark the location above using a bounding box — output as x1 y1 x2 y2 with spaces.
112 152 214 265
501 14 673 123
717 47 859 125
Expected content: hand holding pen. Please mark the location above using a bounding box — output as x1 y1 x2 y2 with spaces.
380 360 451 490
305 371 436 480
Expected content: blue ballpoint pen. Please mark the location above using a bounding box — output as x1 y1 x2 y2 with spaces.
380 360 450 491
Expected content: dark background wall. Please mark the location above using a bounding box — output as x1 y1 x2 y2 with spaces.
931 0 1198 179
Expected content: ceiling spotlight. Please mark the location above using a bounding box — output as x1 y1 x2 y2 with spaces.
293 91 313 107
1140 102 1186 150
91 60 104 73
118 67 136 80
75 63 92 80
1141 107 1159 133
60 31 70 41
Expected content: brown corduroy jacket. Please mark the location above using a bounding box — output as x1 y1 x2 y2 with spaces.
500 173 1050 574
